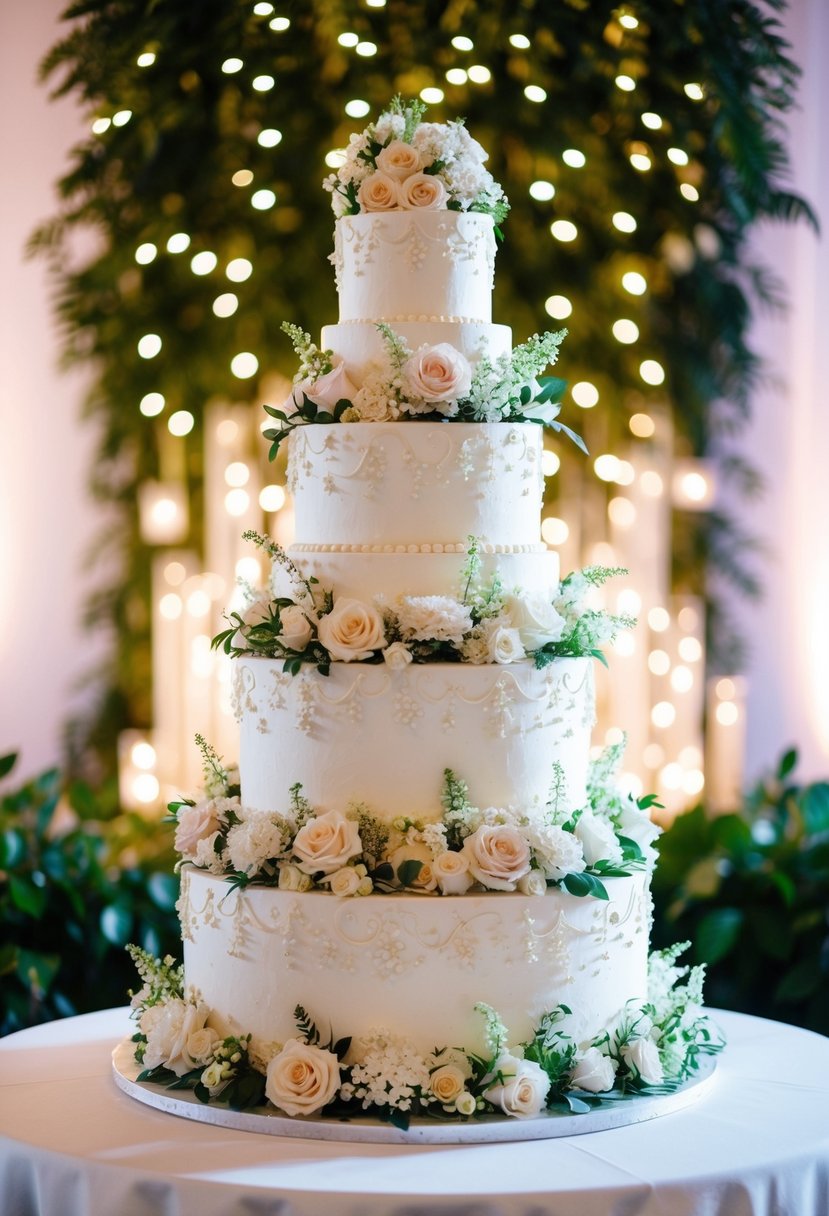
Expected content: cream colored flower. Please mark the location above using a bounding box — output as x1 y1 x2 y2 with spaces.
403 344 472 404
175 799 225 859
455 1091 477 1116
517 869 547 897
503 592 566 651
575 811 624 867
433 849 474 895
483 1054 550 1119
279 604 314 652
399 171 448 209
142 999 213 1077
395 595 473 646
293 809 363 876
462 824 532 891
288 361 357 414
570 1047 617 1093
328 866 362 897
389 842 438 892
317 597 387 661
186 1026 220 1066
383 641 413 670
278 862 313 892
357 172 401 211
485 623 526 665
265 1038 341 1116
430 1064 467 1105
376 139 422 180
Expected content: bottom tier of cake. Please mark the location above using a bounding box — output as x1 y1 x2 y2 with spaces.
180 866 651 1057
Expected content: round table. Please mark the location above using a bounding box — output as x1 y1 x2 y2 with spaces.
0 1007 827 1216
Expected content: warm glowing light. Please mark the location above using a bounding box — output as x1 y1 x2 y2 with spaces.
644 743 664 768
345 99 370 118
615 460 635 486
680 183 700 202
191 251 217 275
167 232 190 253
231 352 259 379
225 461 250 487
640 470 664 496
468 65 492 83
648 606 670 632
452 36 474 51
529 180 555 201
640 359 665 385
213 293 239 317
668 147 689 166
236 556 262 583
112 110 132 127
613 632 636 657
594 454 620 482
641 112 662 129
648 649 671 676
671 665 694 693
619 13 639 29
617 589 642 616
135 243 157 265
225 489 250 516
421 87 444 104
684 83 704 101
630 153 651 171
160 593 182 620
216 419 239 445
338 32 359 47
138 334 162 359
612 319 639 344
678 605 700 633
131 741 156 770
164 561 186 586
652 701 676 728
660 763 683 790
133 774 160 803
232 170 253 188
622 271 647 295
140 392 165 417
608 497 636 528
679 471 709 502
541 516 569 545
325 149 347 168
222 58 244 73
716 677 737 700
260 484 287 511
678 636 703 663
629 412 654 437
187 589 211 617
250 74 274 93
91 118 111 134
524 85 547 103
541 450 560 477
253 2 274 13
716 701 739 726
168 411 194 436
571 381 599 408
446 69 468 85
605 727 625 746
366 0 386 7
509 33 531 48
258 128 283 147
550 220 578 242
562 149 586 168
269 15 290 29
615 75 636 92
226 258 253 282
356 41 378 57
683 769 705 796
613 211 637 233
251 189 276 210
137 51 156 67
545 294 572 319
150 498 178 527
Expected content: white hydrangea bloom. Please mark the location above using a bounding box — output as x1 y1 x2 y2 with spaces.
348 1030 434 1112
395 595 474 645
225 813 287 877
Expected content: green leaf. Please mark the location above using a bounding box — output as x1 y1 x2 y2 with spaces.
695 907 743 964
562 871 609 900
802 783 829 836
100 902 133 946
778 749 798 779
148 871 179 910
0 753 16 780
396 858 424 887
563 1092 593 1114
9 875 48 919
0 944 18 976
0 829 26 869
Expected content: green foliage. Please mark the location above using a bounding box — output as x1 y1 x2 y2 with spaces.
651 750 829 1034
0 755 179 1036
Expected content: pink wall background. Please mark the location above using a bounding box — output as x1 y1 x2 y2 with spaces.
1 1 827 785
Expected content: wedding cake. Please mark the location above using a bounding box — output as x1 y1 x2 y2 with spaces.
128 101 718 1128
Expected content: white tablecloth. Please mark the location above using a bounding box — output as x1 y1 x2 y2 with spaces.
0 1007 827 1216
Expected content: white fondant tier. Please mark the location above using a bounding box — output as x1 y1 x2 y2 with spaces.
288 422 544 547
231 656 595 819
180 867 651 1055
332 211 497 323
321 320 512 382
288 548 559 602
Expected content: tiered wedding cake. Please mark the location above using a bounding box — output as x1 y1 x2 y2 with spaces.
128 101 717 1127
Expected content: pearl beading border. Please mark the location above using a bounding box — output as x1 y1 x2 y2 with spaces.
290 542 547 555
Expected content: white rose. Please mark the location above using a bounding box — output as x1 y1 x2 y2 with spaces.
186 1026 220 1066
575 811 624 868
430 1064 467 1105
389 842 438 892
433 849 473 895
617 799 662 857
484 1054 551 1119
233 597 274 648
317 597 387 661
570 1047 617 1093
376 139 422 180
462 824 532 891
327 866 362 897
383 641 413 670
518 869 547 897
357 172 401 211
287 361 357 415
265 1038 341 1116
485 624 526 665
175 799 225 859
504 593 566 651
278 862 313 892
142 999 212 1077
279 604 314 651
201 1061 227 1095
403 344 472 404
622 1038 664 1086
455 1091 477 1116
399 171 448 210
293 809 363 876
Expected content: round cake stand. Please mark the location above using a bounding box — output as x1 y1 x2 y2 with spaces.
112 1039 718 1146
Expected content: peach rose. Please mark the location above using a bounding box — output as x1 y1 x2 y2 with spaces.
265 1039 341 1117
389 842 438 892
430 1064 467 1105
399 171 448 210
403 344 472 403
376 139 422 180
433 849 474 895
175 800 224 858
357 172 401 211
292 809 363 876
462 824 532 891
317 597 387 661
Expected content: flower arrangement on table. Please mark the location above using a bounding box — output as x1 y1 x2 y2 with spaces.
126 942 721 1126
170 731 661 899
212 531 634 677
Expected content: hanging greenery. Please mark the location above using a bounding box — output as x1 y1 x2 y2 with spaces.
34 0 814 778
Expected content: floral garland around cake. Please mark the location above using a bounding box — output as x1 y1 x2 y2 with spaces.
169 731 661 900
322 95 510 227
125 942 722 1127
212 531 634 677
264 323 579 457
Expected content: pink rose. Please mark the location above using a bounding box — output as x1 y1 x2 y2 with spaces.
462 824 532 891
284 361 357 416
292 809 363 875
376 140 422 180
399 172 448 210
403 344 472 403
357 172 401 211
175 800 224 858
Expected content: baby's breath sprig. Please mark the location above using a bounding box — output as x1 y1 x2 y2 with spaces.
281 321 334 382
241 529 316 610
127 945 184 1011
474 1002 509 1059
194 733 230 798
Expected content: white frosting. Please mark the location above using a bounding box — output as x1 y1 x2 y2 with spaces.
232 656 595 819
288 422 545 547
181 867 651 1055
332 212 497 323
321 320 512 383
288 549 559 602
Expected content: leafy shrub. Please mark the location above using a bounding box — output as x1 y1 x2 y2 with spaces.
652 750 829 1035
0 753 179 1035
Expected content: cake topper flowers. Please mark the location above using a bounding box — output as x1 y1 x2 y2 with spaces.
323 95 510 227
